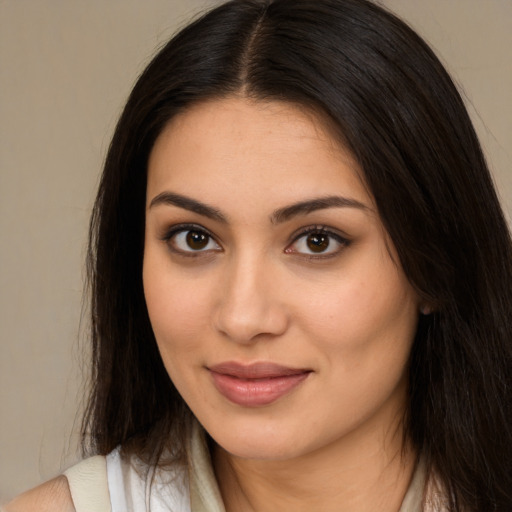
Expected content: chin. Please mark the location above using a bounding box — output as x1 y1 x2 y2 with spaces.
206 418 310 461
219 438 301 461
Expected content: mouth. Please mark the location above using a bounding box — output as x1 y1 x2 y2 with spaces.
208 362 312 407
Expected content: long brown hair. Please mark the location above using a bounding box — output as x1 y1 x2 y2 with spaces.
83 1 512 509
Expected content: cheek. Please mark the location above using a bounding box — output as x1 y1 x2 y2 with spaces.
142 252 213 357
297 271 417 429
143 261 215 406
296 262 418 362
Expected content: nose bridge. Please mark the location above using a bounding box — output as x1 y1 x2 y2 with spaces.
214 248 287 343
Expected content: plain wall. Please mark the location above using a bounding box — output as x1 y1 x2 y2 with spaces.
1 0 510 501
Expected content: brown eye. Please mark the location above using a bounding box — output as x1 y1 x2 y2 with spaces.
286 228 348 258
186 230 209 250
167 227 221 255
306 233 329 253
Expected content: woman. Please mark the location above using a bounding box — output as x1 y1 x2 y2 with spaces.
5 0 511 510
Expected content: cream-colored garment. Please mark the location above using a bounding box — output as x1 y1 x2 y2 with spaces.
64 455 112 512
65 423 433 512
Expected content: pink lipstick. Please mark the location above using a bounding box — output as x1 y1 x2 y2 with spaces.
208 362 311 407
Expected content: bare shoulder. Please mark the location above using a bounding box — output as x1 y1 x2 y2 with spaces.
2 476 75 512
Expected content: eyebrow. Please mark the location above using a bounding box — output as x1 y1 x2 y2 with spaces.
149 191 369 224
149 192 227 223
271 196 370 224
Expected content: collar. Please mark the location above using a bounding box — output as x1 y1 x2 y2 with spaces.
187 422 428 512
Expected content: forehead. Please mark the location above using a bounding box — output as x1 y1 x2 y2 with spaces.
147 97 372 210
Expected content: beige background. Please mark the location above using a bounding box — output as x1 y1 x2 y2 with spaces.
0 0 510 501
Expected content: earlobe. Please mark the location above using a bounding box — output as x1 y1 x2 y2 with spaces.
419 304 433 315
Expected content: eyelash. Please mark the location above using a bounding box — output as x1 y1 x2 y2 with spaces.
286 225 350 260
161 223 220 258
160 223 350 259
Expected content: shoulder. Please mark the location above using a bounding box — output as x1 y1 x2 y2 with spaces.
2 476 75 512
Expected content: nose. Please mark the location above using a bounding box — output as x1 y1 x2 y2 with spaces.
213 254 289 344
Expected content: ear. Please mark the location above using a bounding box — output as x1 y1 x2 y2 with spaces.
419 304 433 315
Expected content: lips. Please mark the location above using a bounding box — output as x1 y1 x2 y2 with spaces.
208 362 311 407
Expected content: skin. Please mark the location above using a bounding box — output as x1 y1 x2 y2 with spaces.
2 476 75 512
144 97 421 512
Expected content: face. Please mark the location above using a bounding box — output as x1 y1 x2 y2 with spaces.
143 97 419 462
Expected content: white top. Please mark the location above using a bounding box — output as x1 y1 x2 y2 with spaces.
106 448 190 512
65 422 445 512
65 421 225 512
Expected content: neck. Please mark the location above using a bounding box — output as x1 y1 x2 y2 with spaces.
213 415 416 512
